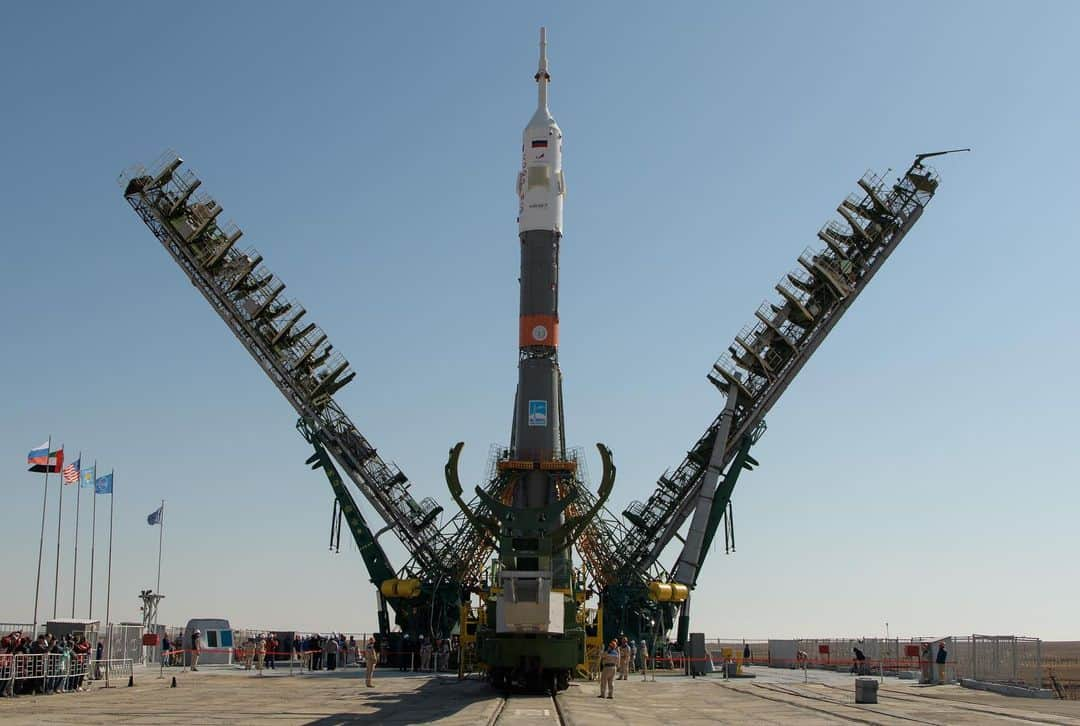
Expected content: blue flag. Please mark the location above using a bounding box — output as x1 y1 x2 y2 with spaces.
95 473 113 494
147 506 163 526
80 468 94 489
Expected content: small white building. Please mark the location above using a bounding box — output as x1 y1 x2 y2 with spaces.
183 618 234 666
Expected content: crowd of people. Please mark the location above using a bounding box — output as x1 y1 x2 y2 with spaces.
235 633 363 672
392 634 455 672
1 631 95 697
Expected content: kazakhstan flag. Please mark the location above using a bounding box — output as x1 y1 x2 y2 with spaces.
80 468 94 489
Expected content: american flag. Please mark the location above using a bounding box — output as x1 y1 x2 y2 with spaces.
62 456 81 484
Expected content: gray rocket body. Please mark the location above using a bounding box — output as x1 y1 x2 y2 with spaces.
513 229 563 460
512 229 564 508
511 30 567 510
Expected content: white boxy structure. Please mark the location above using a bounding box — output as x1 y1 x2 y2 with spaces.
495 571 564 635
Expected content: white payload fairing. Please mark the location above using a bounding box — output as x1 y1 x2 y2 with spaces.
517 26 565 236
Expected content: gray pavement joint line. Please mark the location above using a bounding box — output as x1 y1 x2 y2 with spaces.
819 684 1080 726
720 683 892 725
753 682 947 726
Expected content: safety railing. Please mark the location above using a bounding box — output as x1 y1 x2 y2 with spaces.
89 657 133 682
2 652 96 696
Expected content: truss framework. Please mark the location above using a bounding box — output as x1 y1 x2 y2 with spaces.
609 160 941 583
120 153 491 583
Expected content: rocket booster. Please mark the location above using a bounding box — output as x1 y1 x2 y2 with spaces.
512 27 566 481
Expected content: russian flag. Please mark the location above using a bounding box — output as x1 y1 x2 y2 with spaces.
27 441 50 467
28 443 64 473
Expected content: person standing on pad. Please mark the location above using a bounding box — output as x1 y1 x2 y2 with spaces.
190 630 202 671
850 646 866 674
617 636 631 680
364 638 377 687
599 639 619 699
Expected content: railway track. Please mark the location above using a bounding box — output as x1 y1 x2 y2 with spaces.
489 692 567 726
723 680 1075 726
817 682 1080 726
720 681 922 725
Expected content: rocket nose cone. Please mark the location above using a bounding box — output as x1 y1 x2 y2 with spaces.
528 106 556 128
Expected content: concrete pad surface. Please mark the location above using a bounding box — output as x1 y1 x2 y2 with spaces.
3 665 1080 725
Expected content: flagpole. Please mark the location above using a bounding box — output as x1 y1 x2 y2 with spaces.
88 460 97 619
154 500 165 639
53 445 65 619
104 469 115 687
156 500 165 594
72 451 82 617
32 435 52 636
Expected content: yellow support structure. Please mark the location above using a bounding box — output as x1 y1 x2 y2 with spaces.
458 602 485 678
577 605 603 680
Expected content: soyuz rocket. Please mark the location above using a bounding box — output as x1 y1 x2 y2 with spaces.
511 27 567 508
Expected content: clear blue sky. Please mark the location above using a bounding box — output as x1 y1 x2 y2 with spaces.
2 2 1078 639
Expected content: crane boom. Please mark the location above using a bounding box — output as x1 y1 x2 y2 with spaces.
612 158 944 583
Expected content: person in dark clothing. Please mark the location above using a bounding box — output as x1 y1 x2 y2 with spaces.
850 647 866 674
399 635 410 671
95 640 104 679
266 636 277 670
325 637 339 671
31 636 49 694
46 639 64 693
743 643 751 664
935 642 948 684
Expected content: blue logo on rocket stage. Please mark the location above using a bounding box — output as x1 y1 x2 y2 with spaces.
528 400 548 427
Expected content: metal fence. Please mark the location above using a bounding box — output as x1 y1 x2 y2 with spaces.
0 624 36 637
2 652 96 695
952 635 1043 689
712 634 1045 690
103 624 144 664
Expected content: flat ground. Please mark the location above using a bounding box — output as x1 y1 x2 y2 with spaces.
4 665 1080 725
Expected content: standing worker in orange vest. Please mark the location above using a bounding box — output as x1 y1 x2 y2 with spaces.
599 639 619 699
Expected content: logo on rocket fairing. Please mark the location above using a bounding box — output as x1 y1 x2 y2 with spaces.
528 400 548 427
531 325 548 342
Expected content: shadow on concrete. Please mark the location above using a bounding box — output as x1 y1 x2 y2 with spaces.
303 675 495 725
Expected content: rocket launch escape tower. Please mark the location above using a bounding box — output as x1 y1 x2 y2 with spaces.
120 28 963 685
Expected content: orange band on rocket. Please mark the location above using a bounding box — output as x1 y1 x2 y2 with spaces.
520 314 559 347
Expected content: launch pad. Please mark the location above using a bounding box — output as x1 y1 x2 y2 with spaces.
4 665 1078 725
